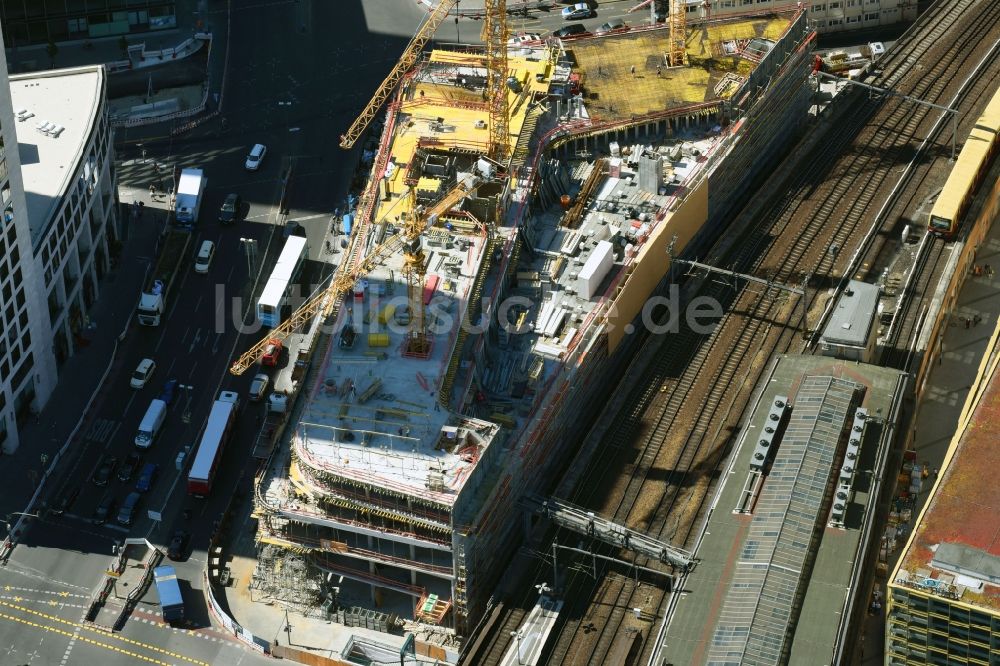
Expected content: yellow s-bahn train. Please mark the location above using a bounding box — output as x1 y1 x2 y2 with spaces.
928 87 1000 238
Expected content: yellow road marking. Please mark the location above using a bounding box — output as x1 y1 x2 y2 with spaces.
0 601 210 666
0 610 173 666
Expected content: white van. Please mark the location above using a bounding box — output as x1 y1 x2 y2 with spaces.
135 399 168 449
194 240 215 274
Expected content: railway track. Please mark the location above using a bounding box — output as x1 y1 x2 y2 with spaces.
462 2 1000 664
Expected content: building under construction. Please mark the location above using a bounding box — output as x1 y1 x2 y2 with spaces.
251 6 816 634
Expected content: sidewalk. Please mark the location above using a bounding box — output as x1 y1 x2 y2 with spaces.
3 0 229 145
858 233 1000 664
5 0 205 75
416 0 549 17
0 194 164 544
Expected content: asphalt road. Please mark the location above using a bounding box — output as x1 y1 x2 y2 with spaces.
0 1 426 663
489 0 664 42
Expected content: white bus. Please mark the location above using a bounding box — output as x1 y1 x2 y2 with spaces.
187 391 239 497
257 235 308 328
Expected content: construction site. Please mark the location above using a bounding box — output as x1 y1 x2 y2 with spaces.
227 0 818 639
222 0 822 640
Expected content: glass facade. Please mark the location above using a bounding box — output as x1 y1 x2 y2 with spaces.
886 587 1000 665
0 1 176 47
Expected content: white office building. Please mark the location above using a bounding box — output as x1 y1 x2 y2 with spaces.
0 38 117 453
677 0 918 32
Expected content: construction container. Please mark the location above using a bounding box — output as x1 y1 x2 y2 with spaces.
368 333 390 348
377 304 397 325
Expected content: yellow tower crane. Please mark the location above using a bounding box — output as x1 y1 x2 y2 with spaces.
482 0 510 162
338 0 459 150
233 2 510 374
669 0 687 67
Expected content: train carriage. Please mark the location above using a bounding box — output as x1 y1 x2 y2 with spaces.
929 87 1000 238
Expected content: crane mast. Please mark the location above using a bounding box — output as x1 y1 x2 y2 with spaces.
669 0 687 66
482 0 510 162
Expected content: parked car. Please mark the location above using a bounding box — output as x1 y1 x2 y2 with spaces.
52 486 80 517
261 339 283 367
168 530 190 561
117 491 142 526
245 143 267 171
135 463 160 493
118 453 142 482
92 494 117 525
92 455 118 487
130 358 156 389
554 23 589 38
595 18 626 34
219 193 241 224
158 379 179 406
249 373 270 402
508 32 542 46
562 3 594 20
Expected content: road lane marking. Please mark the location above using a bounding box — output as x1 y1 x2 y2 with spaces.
0 601 210 666
0 609 173 665
166 356 178 377
194 294 204 313
60 624 80 666
180 325 192 345
188 328 203 354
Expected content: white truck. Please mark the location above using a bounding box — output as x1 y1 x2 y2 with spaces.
174 168 206 228
136 230 191 326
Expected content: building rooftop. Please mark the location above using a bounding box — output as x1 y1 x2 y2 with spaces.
820 279 879 347
562 12 798 122
661 355 905 665
292 227 500 505
896 330 1000 612
9 66 104 244
282 48 562 506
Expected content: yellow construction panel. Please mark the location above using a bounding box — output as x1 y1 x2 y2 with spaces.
373 49 554 226
606 178 708 352
563 14 797 122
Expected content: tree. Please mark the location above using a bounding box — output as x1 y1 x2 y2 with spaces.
45 40 58 67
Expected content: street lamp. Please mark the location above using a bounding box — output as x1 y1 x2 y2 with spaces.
510 630 524 665
239 237 257 275
179 384 194 424
4 512 39 541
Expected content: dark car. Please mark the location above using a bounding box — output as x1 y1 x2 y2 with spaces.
51 486 80 517
135 463 159 493
158 378 179 406
118 453 142 482
92 455 118 487
92 494 117 525
595 18 627 34
554 23 588 38
117 491 142 526
168 530 190 561
219 193 241 224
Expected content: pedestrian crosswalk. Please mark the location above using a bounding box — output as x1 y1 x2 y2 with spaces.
83 418 117 444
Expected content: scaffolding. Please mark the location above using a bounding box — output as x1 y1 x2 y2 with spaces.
252 542 324 609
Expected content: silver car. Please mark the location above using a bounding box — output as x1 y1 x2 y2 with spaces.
249 373 270 401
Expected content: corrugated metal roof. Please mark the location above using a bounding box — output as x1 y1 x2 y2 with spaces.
821 280 879 347
707 375 862 666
